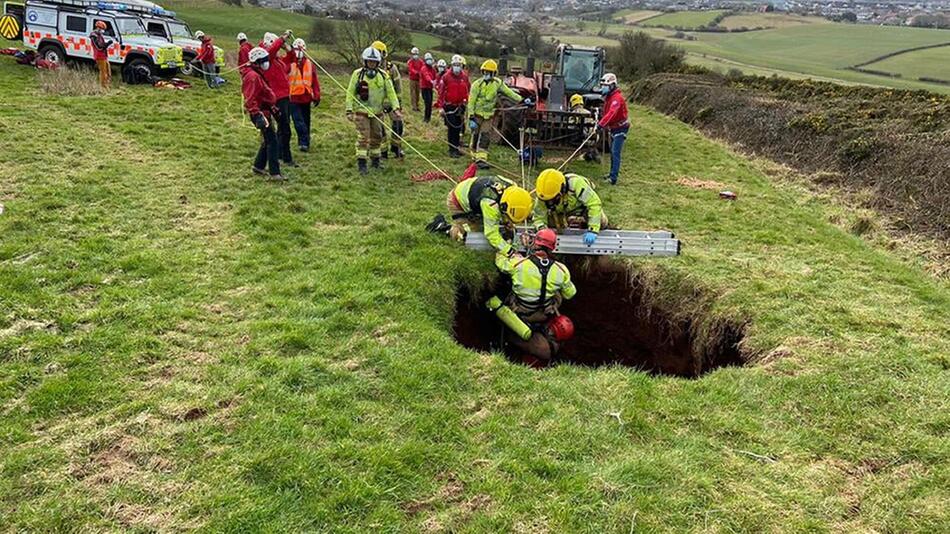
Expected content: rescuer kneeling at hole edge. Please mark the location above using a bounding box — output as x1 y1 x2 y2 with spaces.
487 228 577 367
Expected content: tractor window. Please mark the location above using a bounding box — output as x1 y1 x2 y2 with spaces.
65 15 86 33
562 53 600 92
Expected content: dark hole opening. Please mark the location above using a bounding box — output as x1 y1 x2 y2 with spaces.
453 259 747 377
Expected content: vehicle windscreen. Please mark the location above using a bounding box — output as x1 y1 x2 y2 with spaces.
168 21 192 39
562 52 601 92
114 17 146 36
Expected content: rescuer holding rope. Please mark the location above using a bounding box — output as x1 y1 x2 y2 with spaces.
242 47 283 181
345 46 401 174
288 38 321 153
468 59 532 168
438 54 470 158
597 73 629 185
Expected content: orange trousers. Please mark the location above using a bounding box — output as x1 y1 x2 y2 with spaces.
97 59 111 88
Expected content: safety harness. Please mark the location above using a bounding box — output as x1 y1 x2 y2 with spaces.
525 254 552 312
453 176 507 220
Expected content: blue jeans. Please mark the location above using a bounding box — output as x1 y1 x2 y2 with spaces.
290 102 311 149
609 125 629 183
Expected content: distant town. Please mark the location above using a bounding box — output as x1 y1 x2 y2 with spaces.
251 0 950 31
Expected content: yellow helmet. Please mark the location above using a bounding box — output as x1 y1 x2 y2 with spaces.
535 169 566 201
372 40 387 55
500 186 533 223
480 59 498 73
569 94 584 107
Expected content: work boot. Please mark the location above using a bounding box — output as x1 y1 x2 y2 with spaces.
299 145 309 152
252 167 266 176
283 160 299 168
392 147 404 159
357 159 368 175
476 160 490 170
371 157 382 170
267 174 287 181
380 149 389 159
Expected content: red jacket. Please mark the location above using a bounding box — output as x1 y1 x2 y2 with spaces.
242 67 276 117
89 30 111 61
599 89 629 130
288 56 321 105
420 64 437 90
438 69 470 107
407 57 424 81
261 37 291 100
197 38 215 65
238 41 252 67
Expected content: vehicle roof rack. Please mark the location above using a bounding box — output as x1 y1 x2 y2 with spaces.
38 0 176 17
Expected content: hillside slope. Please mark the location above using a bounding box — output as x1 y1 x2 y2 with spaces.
1 10 949 534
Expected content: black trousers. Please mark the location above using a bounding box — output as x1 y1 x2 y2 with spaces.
444 104 465 152
421 88 433 122
254 120 280 175
276 97 294 163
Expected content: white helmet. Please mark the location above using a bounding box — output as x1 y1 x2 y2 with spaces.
248 47 269 63
362 46 382 64
292 38 306 50
194 30 205 39
600 73 618 86
410 46 420 55
436 59 446 68
262 32 278 47
424 52 433 61
237 32 247 42
451 54 464 66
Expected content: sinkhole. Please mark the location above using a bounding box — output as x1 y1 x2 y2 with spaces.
453 259 748 377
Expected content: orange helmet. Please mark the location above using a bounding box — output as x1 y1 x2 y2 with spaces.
534 228 558 251
95 20 107 30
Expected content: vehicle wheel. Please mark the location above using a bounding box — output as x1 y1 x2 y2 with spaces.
180 54 198 77
38 43 66 66
122 57 153 84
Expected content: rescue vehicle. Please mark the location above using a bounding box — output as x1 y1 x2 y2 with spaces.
17 0 182 82
139 11 223 76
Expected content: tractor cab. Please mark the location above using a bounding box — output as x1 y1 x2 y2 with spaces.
554 45 605 109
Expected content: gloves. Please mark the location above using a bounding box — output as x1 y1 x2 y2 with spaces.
468 119 478 131
523 97 533 106
252 113 269 129
583 231 597 246
393 109 403 120
313 98 320 107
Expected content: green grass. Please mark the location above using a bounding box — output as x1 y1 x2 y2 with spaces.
641 10 729 29
547 33 620 48
2 4 950 532
613 9 663 24
863 45 950 82
718 13 828 30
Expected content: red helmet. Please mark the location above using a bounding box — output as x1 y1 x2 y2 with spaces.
95 21 107 30
534 228 557 251
546 315 574 342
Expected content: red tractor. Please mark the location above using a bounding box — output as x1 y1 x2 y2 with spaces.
494 44 607 159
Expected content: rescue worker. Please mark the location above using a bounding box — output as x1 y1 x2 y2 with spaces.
433 58 447 112
261 30 297 167
597 73 629 185
569 94 589 115
488 228 577 364
468 59 532 168
372 40 404 160
569 94 599 162
345 46 401 175
444 175 533 256
194 31 217 88
407 47 423 112
288 38 321 153
237 32 251 71
533 169 606 246
242 47 283 180
89 20 113 89
420 52 437 123
438 54 470 158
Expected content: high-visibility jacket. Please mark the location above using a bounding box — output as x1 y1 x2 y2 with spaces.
533 173 605 232
384 61 401 93
345 68 400 117
468 76 523 120
599 89 629 130
453 175 518 255
289 57 321 105
495 252 576 313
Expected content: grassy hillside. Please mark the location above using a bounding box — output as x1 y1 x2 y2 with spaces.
864 45 950 82
718 13 828 30
1 4 949 532
641 10 729 28
613 9 663 24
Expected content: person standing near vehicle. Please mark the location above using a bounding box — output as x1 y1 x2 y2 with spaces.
467 59 531 168
242 47 283 180
438 55 470 158
194 31 217 88
597 73 629 185
346 46 401 174
420 52 437 123
89 21 113 89
406 47 423 112
287 38 321 153
261 30 297 168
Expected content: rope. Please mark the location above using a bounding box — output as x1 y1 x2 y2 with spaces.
191 60 249 77
556 127 599 172
303 50 456 183
519 127 526 189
